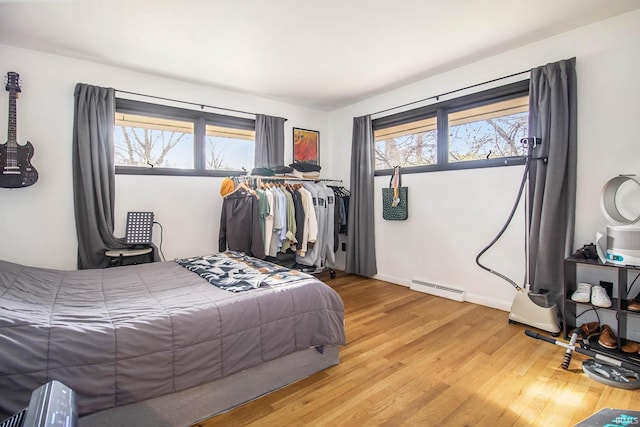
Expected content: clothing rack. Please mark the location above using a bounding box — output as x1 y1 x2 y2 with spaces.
238 175 343 184
222 175 348 279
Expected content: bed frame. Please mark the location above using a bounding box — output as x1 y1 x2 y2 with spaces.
79 346 339 427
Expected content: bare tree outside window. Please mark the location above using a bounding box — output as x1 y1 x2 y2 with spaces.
206 139 228 170
375 130 437 169
115 113 194 168
114 101 256 176
375 116 437 169
374 94 528 171
449 112 528 162
205 125 255 171
116 126 193 168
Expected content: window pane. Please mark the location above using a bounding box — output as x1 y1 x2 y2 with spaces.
448 96 528 162
115 113 194 168
374 116 437 170
205 124 255 171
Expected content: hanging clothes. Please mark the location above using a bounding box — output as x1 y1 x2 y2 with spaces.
320 183 335 266
296 185 317 257
219 176 344 274
255 187 269 241
296 182 326 267
332 186 350 235
263 187 275 256
281 186 297 252
219 190 265 259
268 186 287 257
329 185 350 252
291 185 305 251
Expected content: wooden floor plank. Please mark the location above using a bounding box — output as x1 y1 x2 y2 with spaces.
194 272 640 427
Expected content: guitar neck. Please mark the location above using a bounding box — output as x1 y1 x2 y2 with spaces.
7 91 17 148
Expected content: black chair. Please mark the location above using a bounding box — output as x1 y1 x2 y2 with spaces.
106 212 155 266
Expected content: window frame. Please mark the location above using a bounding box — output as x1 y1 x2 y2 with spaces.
115 98 256 177
372 80 530 176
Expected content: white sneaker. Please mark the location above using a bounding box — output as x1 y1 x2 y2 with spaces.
591 285 612 308
571 282 592 303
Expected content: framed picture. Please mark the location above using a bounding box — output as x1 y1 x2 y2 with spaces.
293 128 319 165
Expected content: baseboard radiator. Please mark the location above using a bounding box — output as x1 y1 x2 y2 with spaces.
410 279 465 302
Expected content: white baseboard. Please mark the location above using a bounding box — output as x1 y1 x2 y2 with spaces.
464 293 511 312
372 273 410 287
410 279 465 302
372 274 511 312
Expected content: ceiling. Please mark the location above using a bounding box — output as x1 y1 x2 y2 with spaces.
1 0 639 110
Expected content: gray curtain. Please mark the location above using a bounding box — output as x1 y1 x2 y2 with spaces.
254 114 285 168
73 84 126 269
527 58 577 306
346 115 377 276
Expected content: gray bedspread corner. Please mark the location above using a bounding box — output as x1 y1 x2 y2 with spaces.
0 253 345 418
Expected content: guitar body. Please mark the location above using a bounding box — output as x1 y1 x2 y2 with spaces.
2 71 38 189
0 140 38 188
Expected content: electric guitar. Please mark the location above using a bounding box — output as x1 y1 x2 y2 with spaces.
0 72 38 188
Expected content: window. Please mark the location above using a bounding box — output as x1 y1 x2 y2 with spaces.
448 96 528 163
375 116 437 170
373 80 529 174
205 124 254 171
115 99 255 176
116 113 195 169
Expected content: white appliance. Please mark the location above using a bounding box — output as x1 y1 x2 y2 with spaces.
509 287 561 335
603 225 640 267
477 137 561 335
597 175 640 267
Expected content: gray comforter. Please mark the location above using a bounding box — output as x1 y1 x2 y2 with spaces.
0 254 345 417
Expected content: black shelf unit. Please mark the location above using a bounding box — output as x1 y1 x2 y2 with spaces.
564 257 640 358
583 336 640 365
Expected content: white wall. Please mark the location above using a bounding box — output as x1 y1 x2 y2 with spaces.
327 10 640 310
0 45 330 269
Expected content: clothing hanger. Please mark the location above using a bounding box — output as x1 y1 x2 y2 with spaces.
224 180 258 199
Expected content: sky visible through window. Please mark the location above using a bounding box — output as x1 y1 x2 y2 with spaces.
206 136 254 171
114 127 255 170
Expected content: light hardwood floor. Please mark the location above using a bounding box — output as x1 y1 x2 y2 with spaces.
195 272 640 427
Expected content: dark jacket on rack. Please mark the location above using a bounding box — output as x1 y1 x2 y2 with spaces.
219 191 266 259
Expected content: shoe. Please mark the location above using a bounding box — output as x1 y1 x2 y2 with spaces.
571 282 592 303
598 325 617 349
627 294 640 312
578 321 600 339
621 341 640 354
591 285 612 308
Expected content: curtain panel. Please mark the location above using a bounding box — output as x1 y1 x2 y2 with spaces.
346 115 377 277
527 57 578 306
254 114 285 168
73 84 126 269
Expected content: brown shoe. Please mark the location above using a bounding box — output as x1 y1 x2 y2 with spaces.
628 297 640 312
579 322 600 338
622 341 640 353
598 325 617 349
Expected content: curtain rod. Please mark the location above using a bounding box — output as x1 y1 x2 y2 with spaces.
115 88 263 118
371 69 531 117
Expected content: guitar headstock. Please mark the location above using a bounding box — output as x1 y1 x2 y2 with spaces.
5 71 22 94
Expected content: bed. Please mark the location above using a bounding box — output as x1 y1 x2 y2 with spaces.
0 251 346 426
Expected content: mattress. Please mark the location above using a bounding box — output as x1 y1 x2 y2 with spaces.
0 252 345 418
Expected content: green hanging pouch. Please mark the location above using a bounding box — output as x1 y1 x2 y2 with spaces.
382 166 408 221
